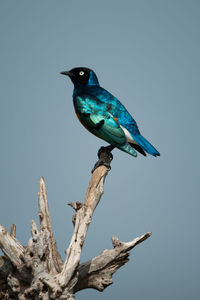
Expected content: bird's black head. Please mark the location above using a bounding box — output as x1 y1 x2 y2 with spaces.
60 67 99 87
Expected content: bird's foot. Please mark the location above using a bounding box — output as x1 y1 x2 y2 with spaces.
92 145 114 173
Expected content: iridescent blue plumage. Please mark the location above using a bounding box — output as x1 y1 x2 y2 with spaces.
61 67 160 157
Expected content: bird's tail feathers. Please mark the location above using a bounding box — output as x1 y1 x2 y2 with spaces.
134 135 160 157
129 143 147 156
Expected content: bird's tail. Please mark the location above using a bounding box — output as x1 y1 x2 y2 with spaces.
117 143 137 157
134 134 160 157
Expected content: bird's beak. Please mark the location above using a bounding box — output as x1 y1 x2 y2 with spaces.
60 71 74 77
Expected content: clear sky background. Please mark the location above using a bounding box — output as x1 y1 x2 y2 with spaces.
0 1 199 299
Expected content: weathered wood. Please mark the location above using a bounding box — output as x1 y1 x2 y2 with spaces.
74 232 152 292
10 224 16 238
38 177 62 273
0 149 151 299
0 225 24 268
57 165 109 288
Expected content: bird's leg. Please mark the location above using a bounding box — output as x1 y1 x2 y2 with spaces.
92 145 115 173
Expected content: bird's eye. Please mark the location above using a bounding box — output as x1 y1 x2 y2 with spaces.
79 71 84 76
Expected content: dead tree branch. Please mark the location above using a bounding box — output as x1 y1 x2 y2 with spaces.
0 148 151 299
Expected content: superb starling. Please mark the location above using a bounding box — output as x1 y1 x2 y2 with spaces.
61 67 160 157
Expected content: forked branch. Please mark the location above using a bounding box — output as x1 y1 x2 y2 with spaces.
0 148 151 299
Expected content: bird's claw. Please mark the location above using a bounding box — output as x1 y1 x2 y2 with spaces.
92 145 114 173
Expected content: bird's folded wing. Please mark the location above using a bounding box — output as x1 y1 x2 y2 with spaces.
74 95 126 145
86 112 126 145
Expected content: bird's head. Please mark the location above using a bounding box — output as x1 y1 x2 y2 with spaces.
60 67 99 88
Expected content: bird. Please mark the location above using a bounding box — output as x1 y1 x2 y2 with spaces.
60 67 160 158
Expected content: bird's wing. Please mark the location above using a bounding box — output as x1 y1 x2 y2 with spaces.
89 112 127 145
87 87 141 135
75 96 126 146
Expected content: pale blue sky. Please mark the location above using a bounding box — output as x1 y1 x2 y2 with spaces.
0 1 200 299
